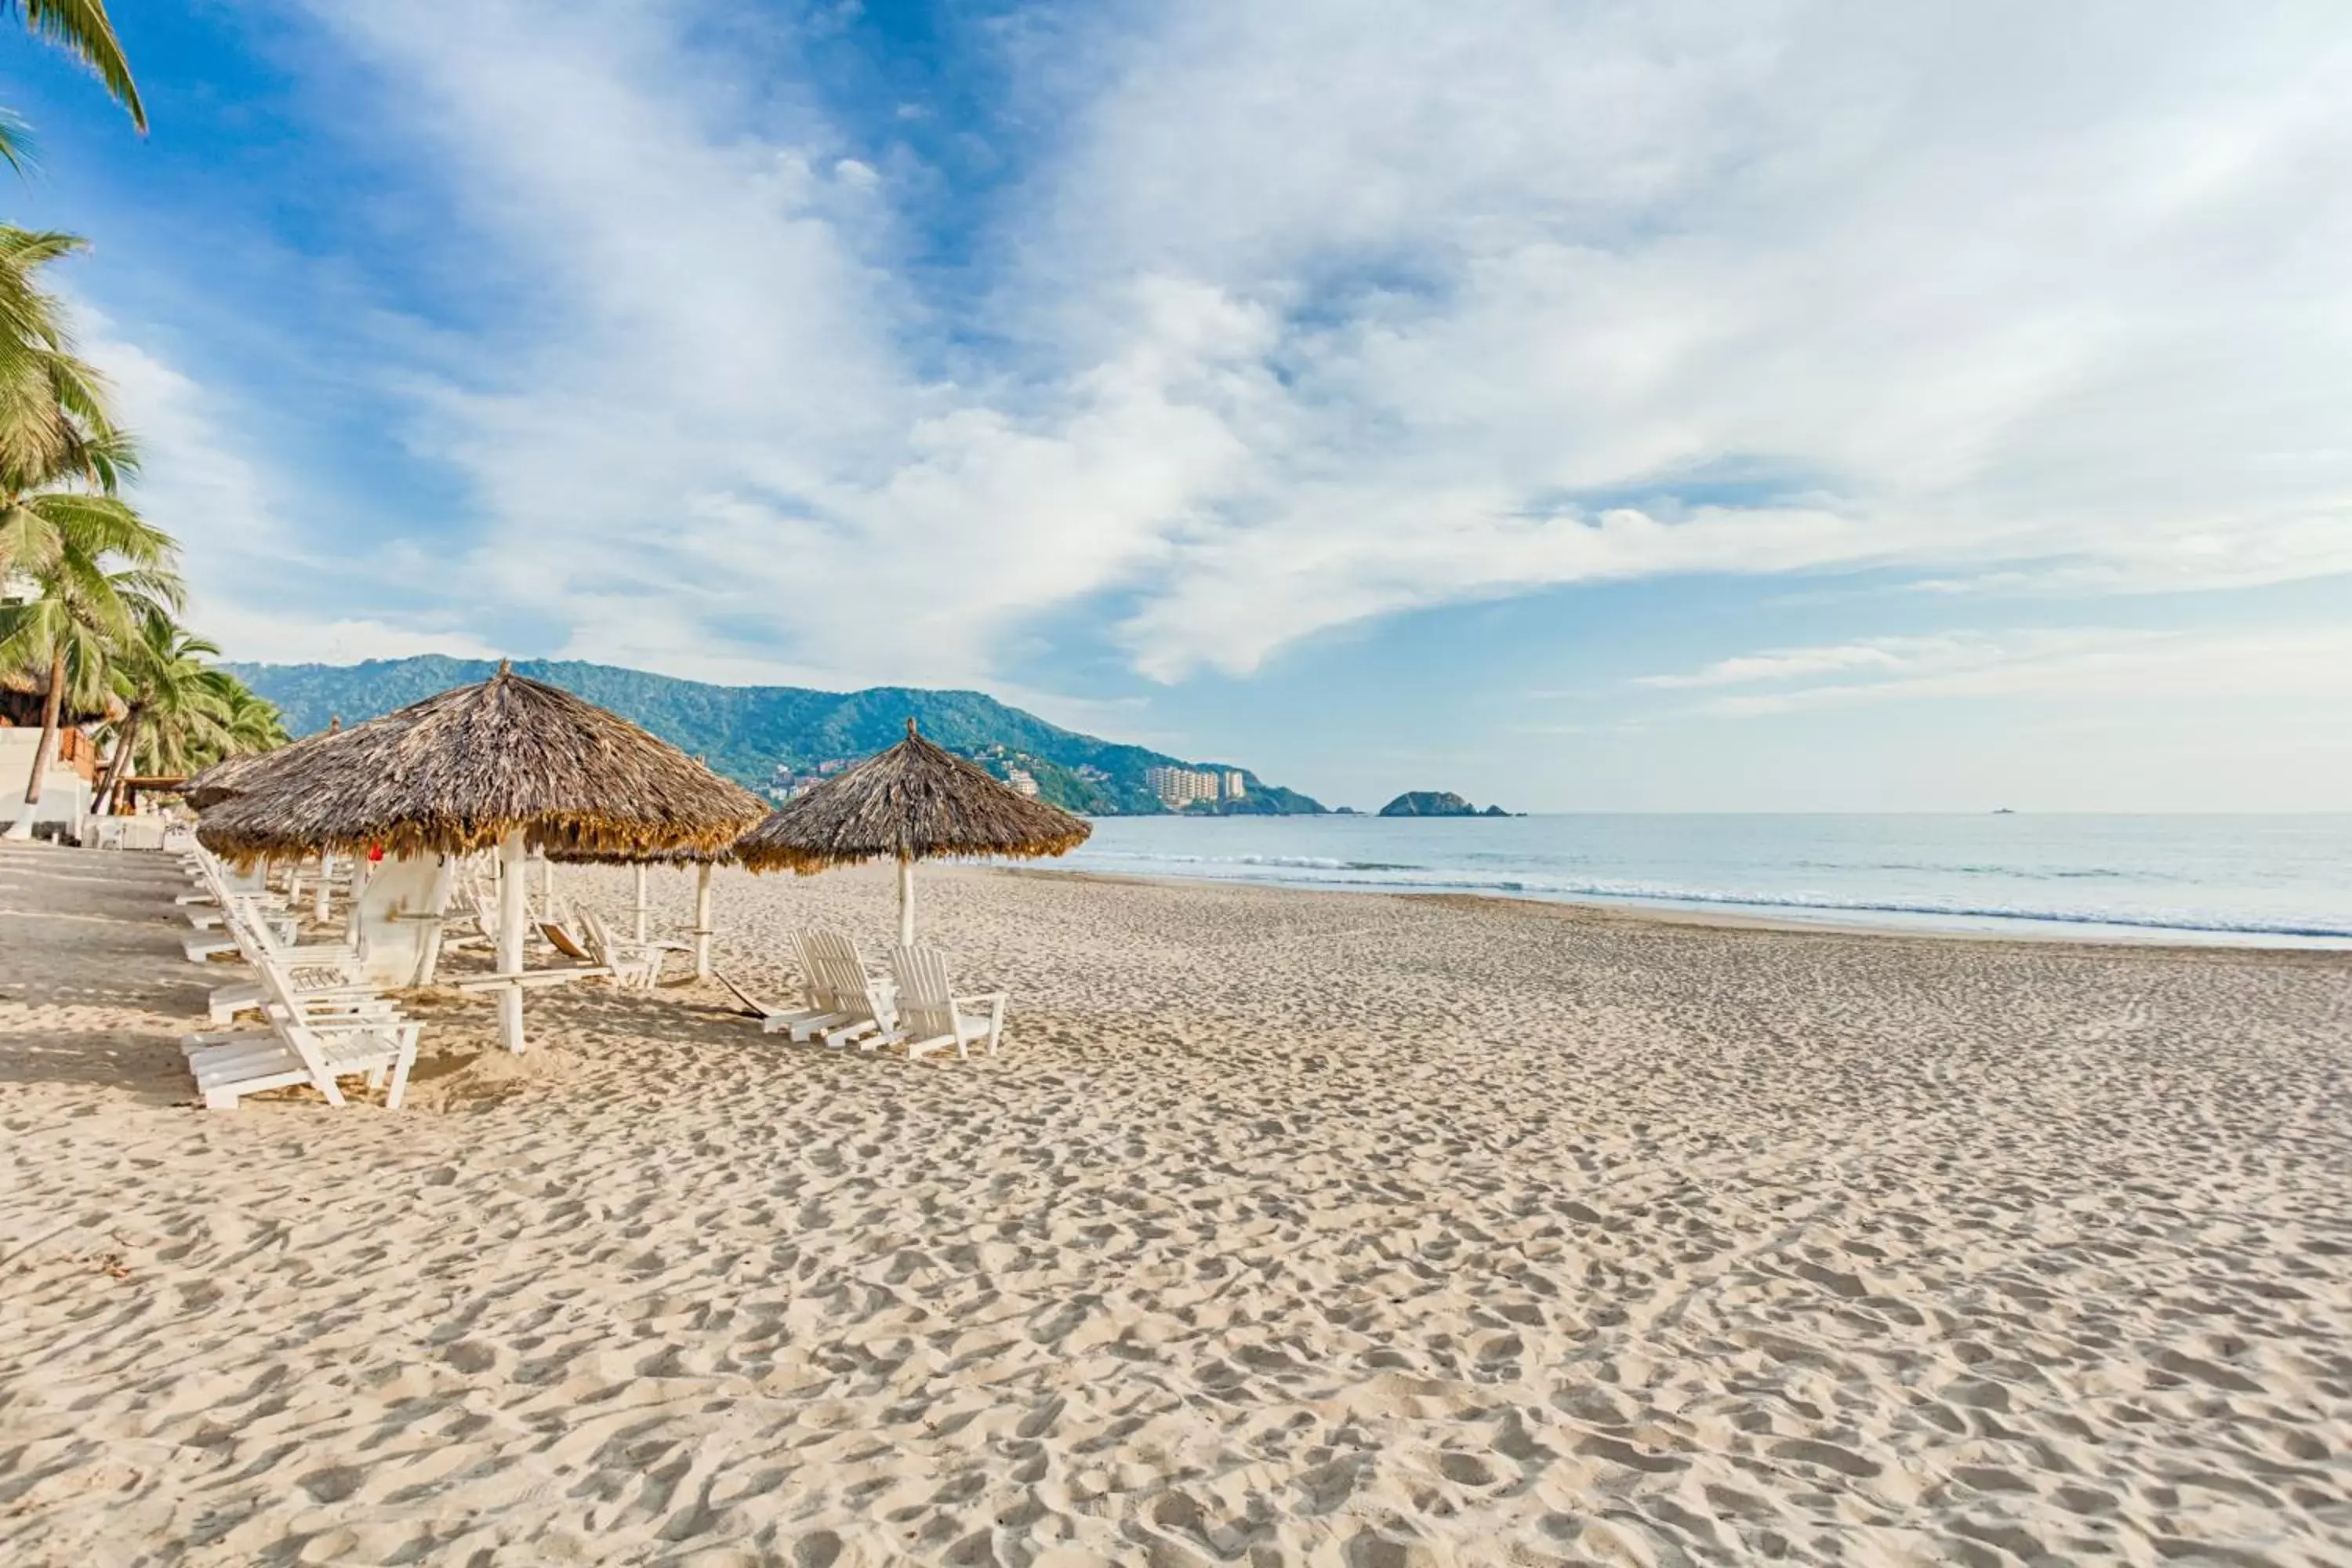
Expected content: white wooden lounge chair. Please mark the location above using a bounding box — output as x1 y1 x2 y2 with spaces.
183 887 274 927
203 900 379 1023
183 1014 419 1110
579 909 665 990
748 927 848 1038
180 855 296 953
182 960 419 1110
183 930 241 962
800 929 898 1048
884 943 1006 1061
234 900 363 971
438 860 497 950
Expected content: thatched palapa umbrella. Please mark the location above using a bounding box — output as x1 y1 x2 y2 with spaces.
182 716 339 811
182 747 283 811
735 719 1091 945
198 663 768 1051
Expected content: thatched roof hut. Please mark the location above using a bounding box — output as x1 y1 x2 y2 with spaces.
196 663 767 863
1 663 125 729
183 748 280 811
735 720 1090 873
183 716 340 809
545 842 733 866
195 665 769 1052
735 719 1089 944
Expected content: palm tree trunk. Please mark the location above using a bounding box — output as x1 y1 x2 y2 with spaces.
95 702 144 815
6 647 67 837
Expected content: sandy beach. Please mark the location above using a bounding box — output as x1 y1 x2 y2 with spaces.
2 840 2347 1566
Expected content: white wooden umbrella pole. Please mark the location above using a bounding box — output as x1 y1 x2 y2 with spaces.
344 855 371 942
314 851 334 923
415 853 456 987
633 862 649 944
693 862 714 981
498 828 529 1053
897 856 915 948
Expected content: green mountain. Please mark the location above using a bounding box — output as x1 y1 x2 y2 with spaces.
222 656 1326 817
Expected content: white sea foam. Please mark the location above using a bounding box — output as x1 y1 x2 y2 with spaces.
1045 815 2352 946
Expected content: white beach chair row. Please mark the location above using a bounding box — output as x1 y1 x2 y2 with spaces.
174 846 421 1110
731 927 1006 1060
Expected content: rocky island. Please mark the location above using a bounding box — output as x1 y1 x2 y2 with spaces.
1377 791 1514 818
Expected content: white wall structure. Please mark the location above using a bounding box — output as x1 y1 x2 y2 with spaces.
0 731 93 840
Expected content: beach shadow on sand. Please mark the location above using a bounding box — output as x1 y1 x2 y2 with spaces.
372 965 801 1112
0 844 226 1107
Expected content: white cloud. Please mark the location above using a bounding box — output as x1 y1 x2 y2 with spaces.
1632 631 2137 691
1638 637 1954 689
158 0 2352 694
192 611 501 667
1036 1 2352 677
1639 624 2352 716
78 315 494 666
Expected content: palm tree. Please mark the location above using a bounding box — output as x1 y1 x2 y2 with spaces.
0 504 176 835
173 670 286 773
0 1 144 170
92 606 216 811
0 227 132 498
207 676 289 757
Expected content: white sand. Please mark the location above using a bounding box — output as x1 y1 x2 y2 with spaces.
2 840 2347 1565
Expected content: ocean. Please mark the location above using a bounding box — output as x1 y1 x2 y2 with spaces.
1036 814 2352 948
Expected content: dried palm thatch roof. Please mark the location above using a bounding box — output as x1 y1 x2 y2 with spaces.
196 663 768 863
1 662 126 728
183 747 281 810
183 717 339 808
547 842 734 867
735 719 1091 874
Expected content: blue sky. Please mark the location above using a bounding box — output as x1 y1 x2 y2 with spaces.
9 1 2351 809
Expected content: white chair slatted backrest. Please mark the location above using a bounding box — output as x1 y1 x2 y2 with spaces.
807 929 852 1011
227 899 358 990
792 927 833 1012
244 950 356 1105
579 909 652 985
818 929 893 1025
890 943 957 1040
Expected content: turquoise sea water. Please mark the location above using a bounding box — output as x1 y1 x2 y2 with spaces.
1036 815 2352 948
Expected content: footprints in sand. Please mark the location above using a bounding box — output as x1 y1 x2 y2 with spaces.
2 855 2349 1563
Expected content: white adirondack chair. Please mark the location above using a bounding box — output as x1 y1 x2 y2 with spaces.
183 1014 419 1110
205 899 385 1025
747 927 850 1039
805 929 898 1048
182 954 419 1109
884 943 1007 1061
579 909 664 990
